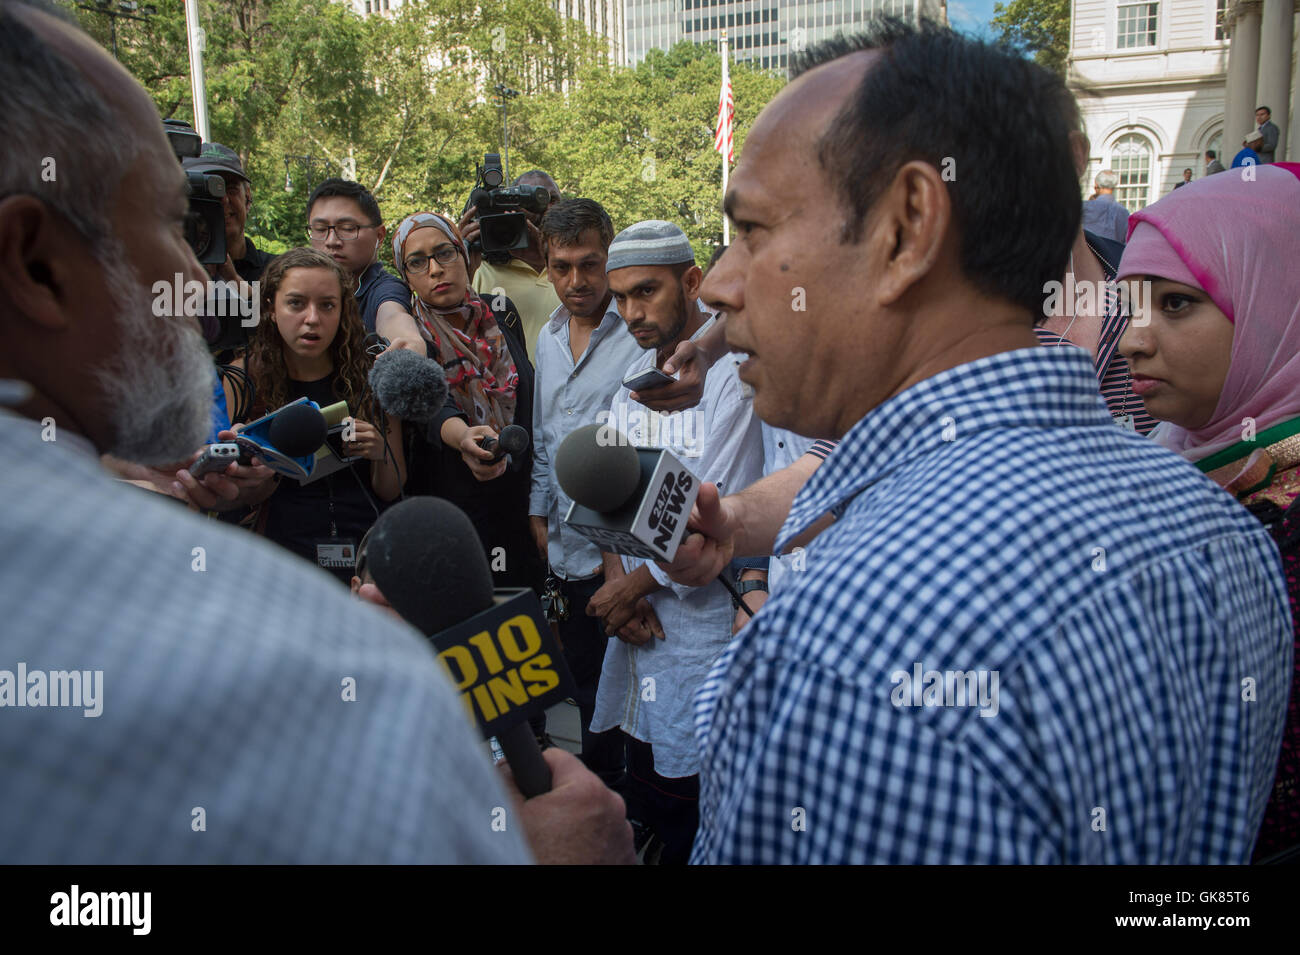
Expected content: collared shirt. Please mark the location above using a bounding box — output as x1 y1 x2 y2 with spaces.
760 426 834 595
591 337 764 778
529 298 644 579
691 347 1291 864
1080 194 1130 244
473 257 562 360
0 409 531 864
355 260 411 335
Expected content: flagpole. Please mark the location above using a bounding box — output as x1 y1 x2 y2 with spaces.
720 30 730 247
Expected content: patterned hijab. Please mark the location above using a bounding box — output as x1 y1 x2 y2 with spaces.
1116 163 1300 461
392 212 517 432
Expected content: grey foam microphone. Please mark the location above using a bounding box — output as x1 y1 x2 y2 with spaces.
555 424 640 512
368 347 449 426
555 423 699 562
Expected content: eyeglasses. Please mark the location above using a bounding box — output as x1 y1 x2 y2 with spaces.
307 221 375 241
403 245 461 274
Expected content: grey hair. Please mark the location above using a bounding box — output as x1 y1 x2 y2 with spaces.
1094 169 1119 190
0 0 142 251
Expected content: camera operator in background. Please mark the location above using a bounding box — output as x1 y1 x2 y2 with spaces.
461 162 562 360
184 142 271 286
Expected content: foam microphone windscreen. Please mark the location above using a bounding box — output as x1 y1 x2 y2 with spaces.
267 402 328 457
364 496 495 636
368 347 449 425
555 423 641 513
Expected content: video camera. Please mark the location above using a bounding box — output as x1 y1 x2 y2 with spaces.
164 119 227 266
465 153 550 266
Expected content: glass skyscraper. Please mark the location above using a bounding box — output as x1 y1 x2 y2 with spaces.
624 0 946 69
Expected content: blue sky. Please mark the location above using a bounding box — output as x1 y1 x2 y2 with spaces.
947 0 1001 37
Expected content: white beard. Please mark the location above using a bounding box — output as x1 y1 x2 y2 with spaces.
94 244 216 466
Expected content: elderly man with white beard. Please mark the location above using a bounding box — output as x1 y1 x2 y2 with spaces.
0 0 633 865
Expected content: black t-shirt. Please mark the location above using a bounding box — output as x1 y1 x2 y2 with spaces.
259 374 383 585
233 235 273 284
406 297 542 592
355 261 412 334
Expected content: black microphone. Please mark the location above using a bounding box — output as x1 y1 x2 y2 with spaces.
368 347 449 427
266 401 329 457
477 423 530 468
555 423 699 562
365 496 576 797
555 424 758 619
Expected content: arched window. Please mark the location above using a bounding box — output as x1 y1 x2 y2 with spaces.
1205 129 1223 167
1110 133 1153 211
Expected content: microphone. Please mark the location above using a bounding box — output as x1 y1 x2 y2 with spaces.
266 401 328 457
368 347 449 427
222 398 330 480
477 423 530 468
365 496 577 797
555 423 699 562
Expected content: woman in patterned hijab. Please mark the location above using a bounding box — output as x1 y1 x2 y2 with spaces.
392 211 518 432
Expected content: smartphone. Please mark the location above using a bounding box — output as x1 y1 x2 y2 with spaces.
189 442 244 477
622 367 678 392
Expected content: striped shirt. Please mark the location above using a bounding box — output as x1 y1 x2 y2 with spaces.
1034 235 1157 435
691 347 1291 864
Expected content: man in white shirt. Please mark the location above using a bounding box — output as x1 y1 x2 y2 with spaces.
587 220 763 863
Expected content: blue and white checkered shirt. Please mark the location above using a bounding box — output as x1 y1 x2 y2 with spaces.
691 347 1292 864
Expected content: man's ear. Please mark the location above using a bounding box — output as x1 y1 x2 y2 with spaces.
0 194 80 331
681 264 704 300
868 160 951 308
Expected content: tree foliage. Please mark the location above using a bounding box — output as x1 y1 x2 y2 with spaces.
64 0 782 265
991 0 1070 78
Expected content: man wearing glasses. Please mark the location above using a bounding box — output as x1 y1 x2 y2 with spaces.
306 178 422 348
464 170 563 360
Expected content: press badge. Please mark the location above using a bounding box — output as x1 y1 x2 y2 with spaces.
1113 414 1136 432
316 540 358 569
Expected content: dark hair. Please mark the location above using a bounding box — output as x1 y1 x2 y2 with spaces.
1183 168 1193 174
1257 106 1271 115
541 198 614 251
791 18 1081 318
307 178 382 227
705 245 728 275
1206 149 1217 159
247 247 377 423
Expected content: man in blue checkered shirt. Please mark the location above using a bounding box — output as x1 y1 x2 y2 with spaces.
684 22 1292 864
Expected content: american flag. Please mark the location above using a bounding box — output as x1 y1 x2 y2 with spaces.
714 38 734 163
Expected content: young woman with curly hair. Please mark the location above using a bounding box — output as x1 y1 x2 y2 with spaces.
223 247 405 583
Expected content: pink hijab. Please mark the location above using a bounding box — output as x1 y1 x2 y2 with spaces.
1116 162 1300 461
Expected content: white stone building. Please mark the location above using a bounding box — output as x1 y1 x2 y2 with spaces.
1068 0 1297 211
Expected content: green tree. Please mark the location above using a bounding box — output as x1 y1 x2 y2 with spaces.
991 0 1071 77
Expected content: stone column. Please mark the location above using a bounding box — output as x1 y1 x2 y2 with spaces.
1225 1 1263 154
1255 0 1293 160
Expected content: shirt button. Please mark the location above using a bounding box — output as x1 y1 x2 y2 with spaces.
566 409 574 415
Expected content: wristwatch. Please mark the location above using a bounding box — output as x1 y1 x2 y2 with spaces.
736 578 769 595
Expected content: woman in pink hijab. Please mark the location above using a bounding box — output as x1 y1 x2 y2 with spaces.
1117 161 1300 863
